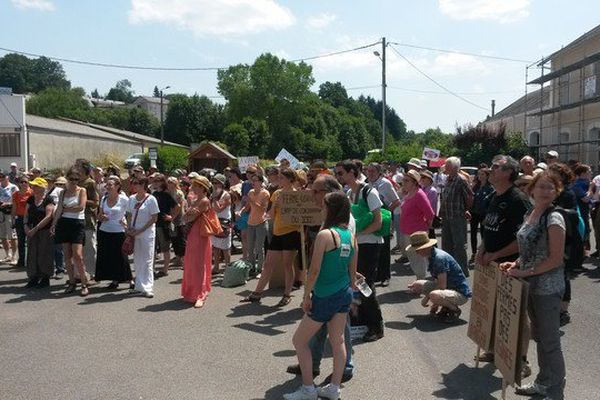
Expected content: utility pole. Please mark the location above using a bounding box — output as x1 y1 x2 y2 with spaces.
160 90 164 146
381 37 387 154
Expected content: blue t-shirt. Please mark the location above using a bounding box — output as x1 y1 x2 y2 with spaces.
427 248 472 298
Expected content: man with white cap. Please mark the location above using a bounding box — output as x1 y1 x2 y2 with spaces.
0 171 18 263
407 231 471 323
545 150 559 166
8 162 18 185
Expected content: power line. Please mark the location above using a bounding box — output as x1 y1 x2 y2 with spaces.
387 86 522 96
388 44 490 112
289 41 381 63
387 41 532 64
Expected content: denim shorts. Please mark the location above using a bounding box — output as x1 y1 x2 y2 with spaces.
310 286 353 323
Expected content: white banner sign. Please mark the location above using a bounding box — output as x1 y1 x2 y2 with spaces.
422 147 441 161
275 148 300 169
238 156 259 173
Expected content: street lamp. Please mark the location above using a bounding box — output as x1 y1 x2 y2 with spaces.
373 38 387 154
159 85 170 146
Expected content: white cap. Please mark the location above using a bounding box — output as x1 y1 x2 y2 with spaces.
10 162 17 167
545 150 559 158
188 172 200 179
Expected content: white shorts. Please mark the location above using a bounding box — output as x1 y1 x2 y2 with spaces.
418 279 469 307
0 214 15 240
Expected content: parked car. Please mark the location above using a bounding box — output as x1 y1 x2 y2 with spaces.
124 153 144 169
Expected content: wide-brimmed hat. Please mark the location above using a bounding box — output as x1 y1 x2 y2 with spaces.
404 169 421 184
212 173 226 185
29 177 48 188
55 177 67 185
420 170 433 180
407 158 422 170
191 175 212 193
405 231 437 252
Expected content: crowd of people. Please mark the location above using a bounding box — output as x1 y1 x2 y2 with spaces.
4 147 593 400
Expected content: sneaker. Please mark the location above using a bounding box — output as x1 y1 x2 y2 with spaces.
144 291 154 298
283 386 318 400
520 361 532 379
559 311 571 327
515 381 548 396
1 256 12 263
286 364 320 378
80 286 89 297
36 278 50 288
441 308 462 324
53 272 64 280
317 384 340 400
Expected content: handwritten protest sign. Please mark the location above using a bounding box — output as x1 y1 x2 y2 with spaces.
494 272 528 386
468 263 498 352
238 156 259 173
279 191 322 226
275 148 300 169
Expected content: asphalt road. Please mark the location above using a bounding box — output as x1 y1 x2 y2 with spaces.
1 242 600 400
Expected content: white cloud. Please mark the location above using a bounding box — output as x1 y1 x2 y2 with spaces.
428 53 489 76
439 0 530 23
128 0 295 36
10 0 55 11
306 13 336 30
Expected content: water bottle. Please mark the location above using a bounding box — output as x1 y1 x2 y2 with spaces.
355 277 372 297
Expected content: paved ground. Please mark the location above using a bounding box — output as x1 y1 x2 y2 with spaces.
2 242 600 400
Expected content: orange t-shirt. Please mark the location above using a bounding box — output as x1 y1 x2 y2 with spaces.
247 188 270 226
13 189 33 216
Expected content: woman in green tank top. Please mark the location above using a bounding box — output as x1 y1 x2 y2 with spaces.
284 192 358 400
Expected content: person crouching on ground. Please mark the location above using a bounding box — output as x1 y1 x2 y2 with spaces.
284 191 357 400
407 231 472 323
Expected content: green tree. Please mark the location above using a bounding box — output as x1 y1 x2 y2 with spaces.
141 146 189 173
357 95 408 140
153 86 160 97
91 88 100 99
454 123 507 166
26 87 89 118
127 107 160 137
106 79 135 103
0 53 70 94
240 117 270 157
222 123 250 156
163 94 225 145
318 81 349 108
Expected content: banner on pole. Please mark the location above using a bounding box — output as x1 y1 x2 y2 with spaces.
422 147 441 161
275 148 300 169
238 156 259 173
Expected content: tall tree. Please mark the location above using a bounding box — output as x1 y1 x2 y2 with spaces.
0 53 70 94
106 79 135 103
163 94 225 145
91 88 100 99
318 81 349 108
153 86 160 97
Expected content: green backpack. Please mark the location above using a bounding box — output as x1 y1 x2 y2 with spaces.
350 184 392 237
221 260 251 288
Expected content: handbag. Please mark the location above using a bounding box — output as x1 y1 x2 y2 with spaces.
214 218 231 238
198 208 224 237
122 195 149 256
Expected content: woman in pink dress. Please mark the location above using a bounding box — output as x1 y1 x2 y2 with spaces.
181 176 213 309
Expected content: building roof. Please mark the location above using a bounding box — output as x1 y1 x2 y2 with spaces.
61 118 187 149
26 114 140 144
133 96 170 105
485 86 551 123
538 24 600 66
189 141 236 160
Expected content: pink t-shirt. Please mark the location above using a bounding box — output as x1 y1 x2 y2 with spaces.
399 189 434 235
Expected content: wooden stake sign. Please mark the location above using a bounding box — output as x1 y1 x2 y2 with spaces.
279 191 323 226
468 262 499 353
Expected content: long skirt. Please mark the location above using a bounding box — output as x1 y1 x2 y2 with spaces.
181 221 212 303
95 230 133 282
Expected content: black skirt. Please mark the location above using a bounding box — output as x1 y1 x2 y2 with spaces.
95 230 132 282
54 217 86 244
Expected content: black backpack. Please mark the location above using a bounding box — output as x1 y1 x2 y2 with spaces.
541 206 583 269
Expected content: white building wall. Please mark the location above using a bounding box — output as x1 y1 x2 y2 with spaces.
0 94 28 171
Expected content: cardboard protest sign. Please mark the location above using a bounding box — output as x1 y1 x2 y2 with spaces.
238 156 259 173
467 263 498 352
279 191 322 226
422 147 441 161
494 272 529 386
275 148 300 169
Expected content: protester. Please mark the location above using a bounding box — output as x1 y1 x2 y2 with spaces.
127 176 159 298
336 160 384 342
500 171 566 400
12 175 33 268
399 170 435 279
572 164 592 252
0 171 18 264
75 159 99 281
51 168 89 296
95 176 133 289
151 174 178 278
545 150 559 166
520 156 536 176
366 163 400 287
245 173 270 275
167 176 187 267
181 176 214 308
210 173 232 274
8 162 19 184
470 166 493 260
420 170 439 239
284 192 357 400
241 168 301 307
407 231 472 323
23 178 55 289
439 157 473 277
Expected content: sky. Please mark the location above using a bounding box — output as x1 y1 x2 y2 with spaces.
1 0 599 133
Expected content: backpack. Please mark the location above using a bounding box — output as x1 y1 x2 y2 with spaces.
541 206 584 269
350 184 392 237
221 259 251 288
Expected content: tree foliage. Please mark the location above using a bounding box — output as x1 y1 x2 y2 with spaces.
141 146 188 173
163 94 225 145
0 53 70 94
106 79 135 103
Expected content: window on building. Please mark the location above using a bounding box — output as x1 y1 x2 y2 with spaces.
529 131 540 146
559 74 569 105
590 127 600 143
560 131 570 143
0 132 20 156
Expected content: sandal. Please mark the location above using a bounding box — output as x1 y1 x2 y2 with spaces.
64 284 76 294
80 285 89 297
240 292 262 303
276 294 292 307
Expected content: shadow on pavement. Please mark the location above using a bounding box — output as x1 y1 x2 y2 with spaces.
227 303 278 318
233 308 303 336
377 289 418 305
138 298 191 312
272 349 296 357
432 362 501 400
233 322 286 336
390 263 417 277
385 314 467 333
3 285 63 302
78 291 131 305
251 376 299 400
0 277 28 286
